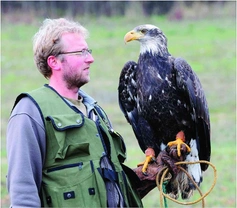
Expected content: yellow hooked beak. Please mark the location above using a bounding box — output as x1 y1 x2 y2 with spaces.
124 30 144 43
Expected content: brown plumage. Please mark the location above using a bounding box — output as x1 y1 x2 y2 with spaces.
118 24 211 199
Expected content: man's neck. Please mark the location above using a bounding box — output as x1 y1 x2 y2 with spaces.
49 81 79 100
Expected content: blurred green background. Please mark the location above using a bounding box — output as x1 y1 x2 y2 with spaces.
1 1 236 207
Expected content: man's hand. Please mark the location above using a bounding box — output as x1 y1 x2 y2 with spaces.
133 144 189 198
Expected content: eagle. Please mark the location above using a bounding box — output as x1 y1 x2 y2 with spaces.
118 24 211 199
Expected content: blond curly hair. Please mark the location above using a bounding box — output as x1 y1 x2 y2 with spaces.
33 18 89 78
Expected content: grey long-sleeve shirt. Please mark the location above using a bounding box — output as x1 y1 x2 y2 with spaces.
6 90 97 207
7 97 45 207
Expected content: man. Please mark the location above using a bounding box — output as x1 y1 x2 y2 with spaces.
6 18 162 207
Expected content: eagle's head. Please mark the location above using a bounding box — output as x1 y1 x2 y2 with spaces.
124 24 169 57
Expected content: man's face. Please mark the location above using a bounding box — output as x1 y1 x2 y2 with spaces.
60 33 94 89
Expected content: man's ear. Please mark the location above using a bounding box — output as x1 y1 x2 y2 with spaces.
47 55 61 71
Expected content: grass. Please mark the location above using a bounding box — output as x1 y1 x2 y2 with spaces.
1 15 236 207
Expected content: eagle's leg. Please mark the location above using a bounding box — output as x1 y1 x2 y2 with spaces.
167 131 191 157
137 147 156 174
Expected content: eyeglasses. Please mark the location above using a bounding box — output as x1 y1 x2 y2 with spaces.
58 49 92 57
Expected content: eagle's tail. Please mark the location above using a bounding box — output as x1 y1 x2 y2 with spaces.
186 139 203 187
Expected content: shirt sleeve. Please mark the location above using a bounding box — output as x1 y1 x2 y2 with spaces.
6 97 46 207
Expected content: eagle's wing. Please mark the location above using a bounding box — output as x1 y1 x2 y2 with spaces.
118 61 145 151
173 57 211 171
118 61 137 121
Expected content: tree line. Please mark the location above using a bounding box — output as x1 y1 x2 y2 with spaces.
1 1 226 17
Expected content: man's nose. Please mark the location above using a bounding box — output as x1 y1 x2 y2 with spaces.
85 53 94 64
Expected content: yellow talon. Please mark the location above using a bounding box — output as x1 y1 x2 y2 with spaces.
167 131 191 157
142 156 152 173
137 148 155 174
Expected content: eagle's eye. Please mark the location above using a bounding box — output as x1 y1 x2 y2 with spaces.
140 29 148 34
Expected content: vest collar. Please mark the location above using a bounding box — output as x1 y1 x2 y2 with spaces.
78 89 97 113
44 84 97 114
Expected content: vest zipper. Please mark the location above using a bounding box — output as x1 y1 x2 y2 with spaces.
47 162 83 173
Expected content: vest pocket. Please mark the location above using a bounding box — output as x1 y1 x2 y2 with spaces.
41 160 106 207
109 130 127 163
45 114 90 161
46 114 84 131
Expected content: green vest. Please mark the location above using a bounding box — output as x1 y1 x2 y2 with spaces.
16 85 142 207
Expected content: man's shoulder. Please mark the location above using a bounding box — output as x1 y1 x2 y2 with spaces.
11 96 40 116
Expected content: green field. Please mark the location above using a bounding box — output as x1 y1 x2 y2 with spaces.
1 15 236 207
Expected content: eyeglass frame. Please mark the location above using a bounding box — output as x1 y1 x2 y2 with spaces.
57 49 92 57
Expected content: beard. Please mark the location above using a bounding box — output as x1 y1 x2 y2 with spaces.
62 64 90 90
